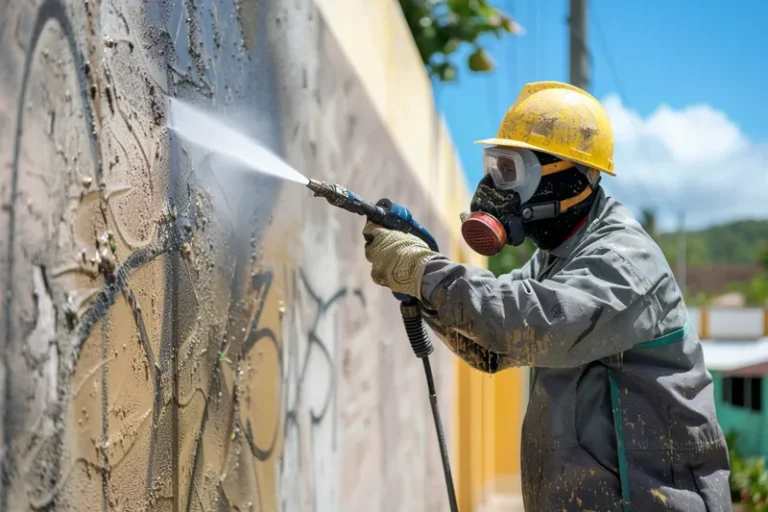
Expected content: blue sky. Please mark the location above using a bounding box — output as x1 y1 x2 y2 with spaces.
436 0 768 232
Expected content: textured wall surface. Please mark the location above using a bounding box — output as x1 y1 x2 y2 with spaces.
0 0 460 510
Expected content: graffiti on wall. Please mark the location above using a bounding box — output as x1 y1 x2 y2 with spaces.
0 0 454 510
0 0 370 510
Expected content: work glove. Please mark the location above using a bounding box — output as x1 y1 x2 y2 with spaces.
362 221 441 299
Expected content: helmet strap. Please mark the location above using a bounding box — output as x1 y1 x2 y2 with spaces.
514 184 594 223
541 160 576 176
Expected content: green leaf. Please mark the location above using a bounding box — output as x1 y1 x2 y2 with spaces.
468 47 494 72
399 0 518 82
442 37 460 54
447 0 469 11
501 14 521 34
437 62 458 82
477 4 498 21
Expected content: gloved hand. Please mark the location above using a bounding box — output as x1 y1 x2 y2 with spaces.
362 221 440 299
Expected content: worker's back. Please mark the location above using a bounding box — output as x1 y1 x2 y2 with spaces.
521 188 730 511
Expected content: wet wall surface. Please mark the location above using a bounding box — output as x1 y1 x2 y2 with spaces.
0 0 454 510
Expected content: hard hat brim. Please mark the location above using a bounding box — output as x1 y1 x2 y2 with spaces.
473 138 615 176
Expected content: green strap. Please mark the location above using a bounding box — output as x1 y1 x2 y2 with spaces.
634 317 691 349
609 370 631 512
608 317 690 511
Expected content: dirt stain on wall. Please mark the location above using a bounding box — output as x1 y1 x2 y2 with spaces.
0 0 455 511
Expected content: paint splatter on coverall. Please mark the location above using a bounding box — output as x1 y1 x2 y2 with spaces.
418 189 732 511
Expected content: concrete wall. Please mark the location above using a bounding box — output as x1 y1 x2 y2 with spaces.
0 0 499 511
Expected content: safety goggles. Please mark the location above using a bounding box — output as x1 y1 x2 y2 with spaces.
482 146 577 203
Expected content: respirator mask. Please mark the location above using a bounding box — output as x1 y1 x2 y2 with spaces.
460 146 599 256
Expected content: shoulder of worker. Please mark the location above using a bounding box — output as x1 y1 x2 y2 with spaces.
572 194 677 299
515 250 539 280
481 249 539 280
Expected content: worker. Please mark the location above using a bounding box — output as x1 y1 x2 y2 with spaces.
361 82 731 511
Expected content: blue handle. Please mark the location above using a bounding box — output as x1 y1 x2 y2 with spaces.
376 199 439 252
374 199 439 303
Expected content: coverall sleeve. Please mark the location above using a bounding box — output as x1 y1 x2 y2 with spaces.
421 311 520 373
508 259 533 281
419 255 535 373
419 245 657 368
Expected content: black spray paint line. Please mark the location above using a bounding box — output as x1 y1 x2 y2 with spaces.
165 131 189 512
3 0 101 508
27 232 173 510
180 247 246 512
161 0 281 502
2 0 275 511
1 0 370 510
73 227 172 359
279 270 365 512
180 260 365 512
243 270 282 462
183 187 282 511
171 254 181 512
121 284 165 496
101 315 111 512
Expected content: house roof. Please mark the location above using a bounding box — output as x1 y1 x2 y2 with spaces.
675 264 762 296
701 338 768 372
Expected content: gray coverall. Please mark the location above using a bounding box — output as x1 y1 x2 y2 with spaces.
419 188 731 511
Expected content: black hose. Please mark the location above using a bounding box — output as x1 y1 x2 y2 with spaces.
307 182 458 508
401 306 433 358
400 300 459 512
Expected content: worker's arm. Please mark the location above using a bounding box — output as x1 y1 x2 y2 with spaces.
419 256 534 373
421 311 520 373
419 246 658 368
508 255 535 281
421 252 534 373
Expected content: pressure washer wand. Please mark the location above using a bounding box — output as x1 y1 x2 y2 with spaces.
306 179 436 247
307 179 460 512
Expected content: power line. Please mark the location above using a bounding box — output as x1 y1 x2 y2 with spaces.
567 0 650 213
532 0 539 79
505 0 515 104
527 0 534 80
514 0 522 88
589 1 674 213
590 3 686 275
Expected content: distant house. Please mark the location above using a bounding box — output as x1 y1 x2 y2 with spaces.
675 264 762 297
702 338 768 458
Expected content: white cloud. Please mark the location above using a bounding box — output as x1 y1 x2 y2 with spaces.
599 95 768 232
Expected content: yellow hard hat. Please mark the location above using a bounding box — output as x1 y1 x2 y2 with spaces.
475 81 615 175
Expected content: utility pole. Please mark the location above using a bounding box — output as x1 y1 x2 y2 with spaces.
677 211 687 296
525 0 592 407
527 0 591 406
569 0 590 90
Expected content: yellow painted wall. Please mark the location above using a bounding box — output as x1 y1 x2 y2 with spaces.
315 0 524 508
454 365 525 509
313 0 485 269
0 0 523 507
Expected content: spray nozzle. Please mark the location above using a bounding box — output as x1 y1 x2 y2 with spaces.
306 179 350 206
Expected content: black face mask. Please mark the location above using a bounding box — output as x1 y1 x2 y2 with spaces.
524 168 597 250
461 162 598 255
